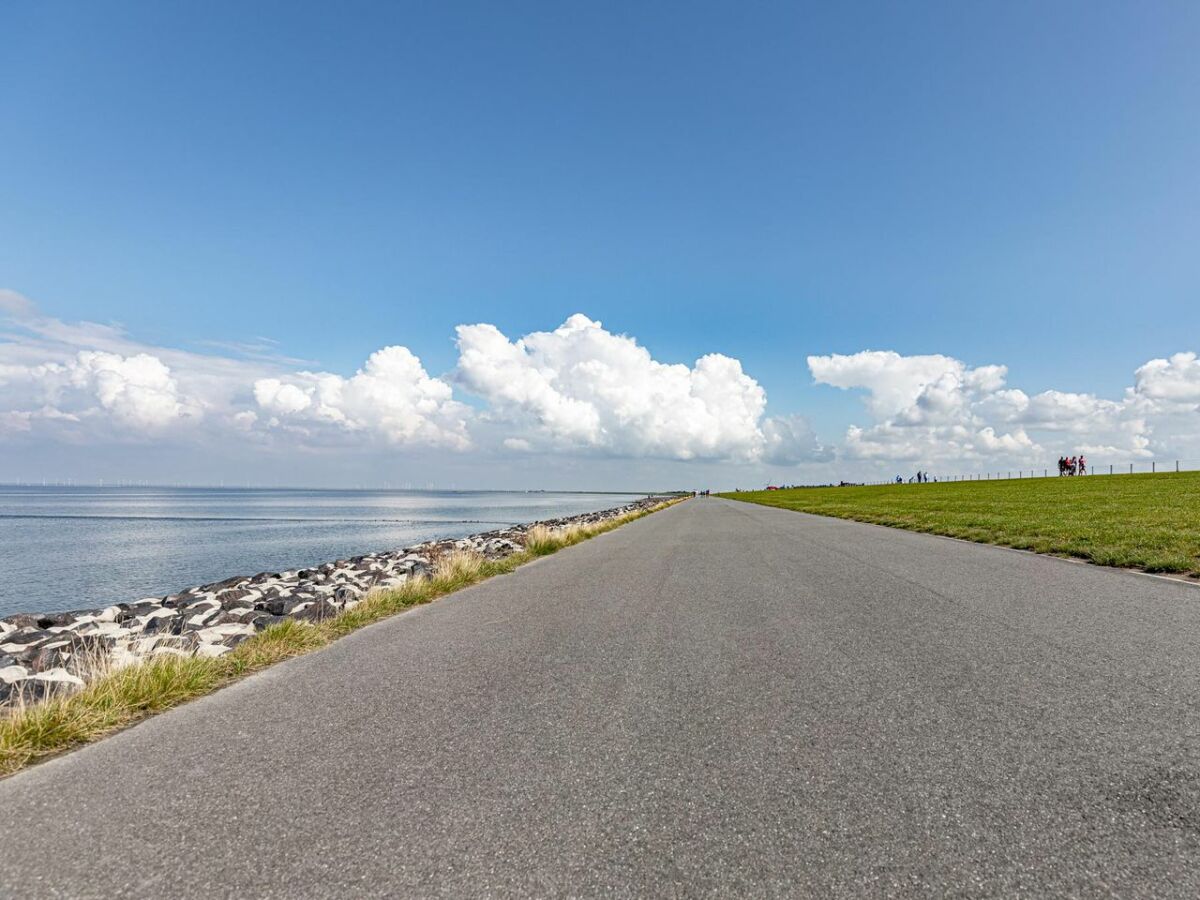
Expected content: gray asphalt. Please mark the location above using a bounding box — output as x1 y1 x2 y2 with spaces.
4 498 1200 897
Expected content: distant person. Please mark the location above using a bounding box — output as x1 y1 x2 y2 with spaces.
1078 455 1087 475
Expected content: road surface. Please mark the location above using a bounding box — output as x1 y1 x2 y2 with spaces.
4 497 1200 897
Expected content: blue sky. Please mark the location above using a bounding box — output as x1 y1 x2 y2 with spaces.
2 2 1199 489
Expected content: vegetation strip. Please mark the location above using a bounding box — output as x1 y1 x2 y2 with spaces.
723 472 1200 578
0 499 681 777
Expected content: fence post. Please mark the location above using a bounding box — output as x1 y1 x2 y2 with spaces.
1177 460 1180 473
1110 464 1113 475
1152 461 1156 474
1044 469 1047 477
1130 463 1133 475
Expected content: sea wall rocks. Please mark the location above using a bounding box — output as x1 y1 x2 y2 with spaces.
0 497 667 705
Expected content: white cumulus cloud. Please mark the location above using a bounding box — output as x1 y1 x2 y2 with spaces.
0 350 196 435
761 414 832 465
455 313 818 463
810 347 1200 465
1133 352 1200 407
252 346 470 449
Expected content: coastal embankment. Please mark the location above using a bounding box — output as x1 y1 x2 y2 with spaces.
0 496 671 707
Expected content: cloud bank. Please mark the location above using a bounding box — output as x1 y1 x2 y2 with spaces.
2 289 1198 480
0 296 821 465
808 348 1199 465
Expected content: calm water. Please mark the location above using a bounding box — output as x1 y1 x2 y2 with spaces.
0 487 645 618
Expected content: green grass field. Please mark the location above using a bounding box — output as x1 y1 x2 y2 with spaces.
723 472 1200 577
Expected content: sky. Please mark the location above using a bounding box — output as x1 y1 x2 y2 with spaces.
2 1 1198 490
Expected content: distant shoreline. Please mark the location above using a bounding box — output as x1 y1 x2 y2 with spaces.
2 489 673 619
1 484 670 495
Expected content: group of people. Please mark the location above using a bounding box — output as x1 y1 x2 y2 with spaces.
897 471 936 484
1058 455 1088 476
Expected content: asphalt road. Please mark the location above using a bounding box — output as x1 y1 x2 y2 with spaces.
4 497 1200 897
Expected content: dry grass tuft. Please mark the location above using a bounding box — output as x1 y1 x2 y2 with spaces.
522 524 557 555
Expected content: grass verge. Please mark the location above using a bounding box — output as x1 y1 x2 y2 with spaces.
723 472 1200 576
0 499 680 777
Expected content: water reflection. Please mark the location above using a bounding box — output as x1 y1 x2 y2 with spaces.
0 487 644 616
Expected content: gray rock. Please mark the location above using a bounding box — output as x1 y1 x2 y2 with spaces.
294 600 338 623
250 614 290 632
264 598 303 617
333 585 361 605
1 628 51 648
212 609 253 624
200 574 250 593
29 646 67 673
141 613 179 635
218 588 256 606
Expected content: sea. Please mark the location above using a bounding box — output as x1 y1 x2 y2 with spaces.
0 486 647 618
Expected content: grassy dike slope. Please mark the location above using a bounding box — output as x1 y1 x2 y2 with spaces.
0 499 681 777
723 472 1200 577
